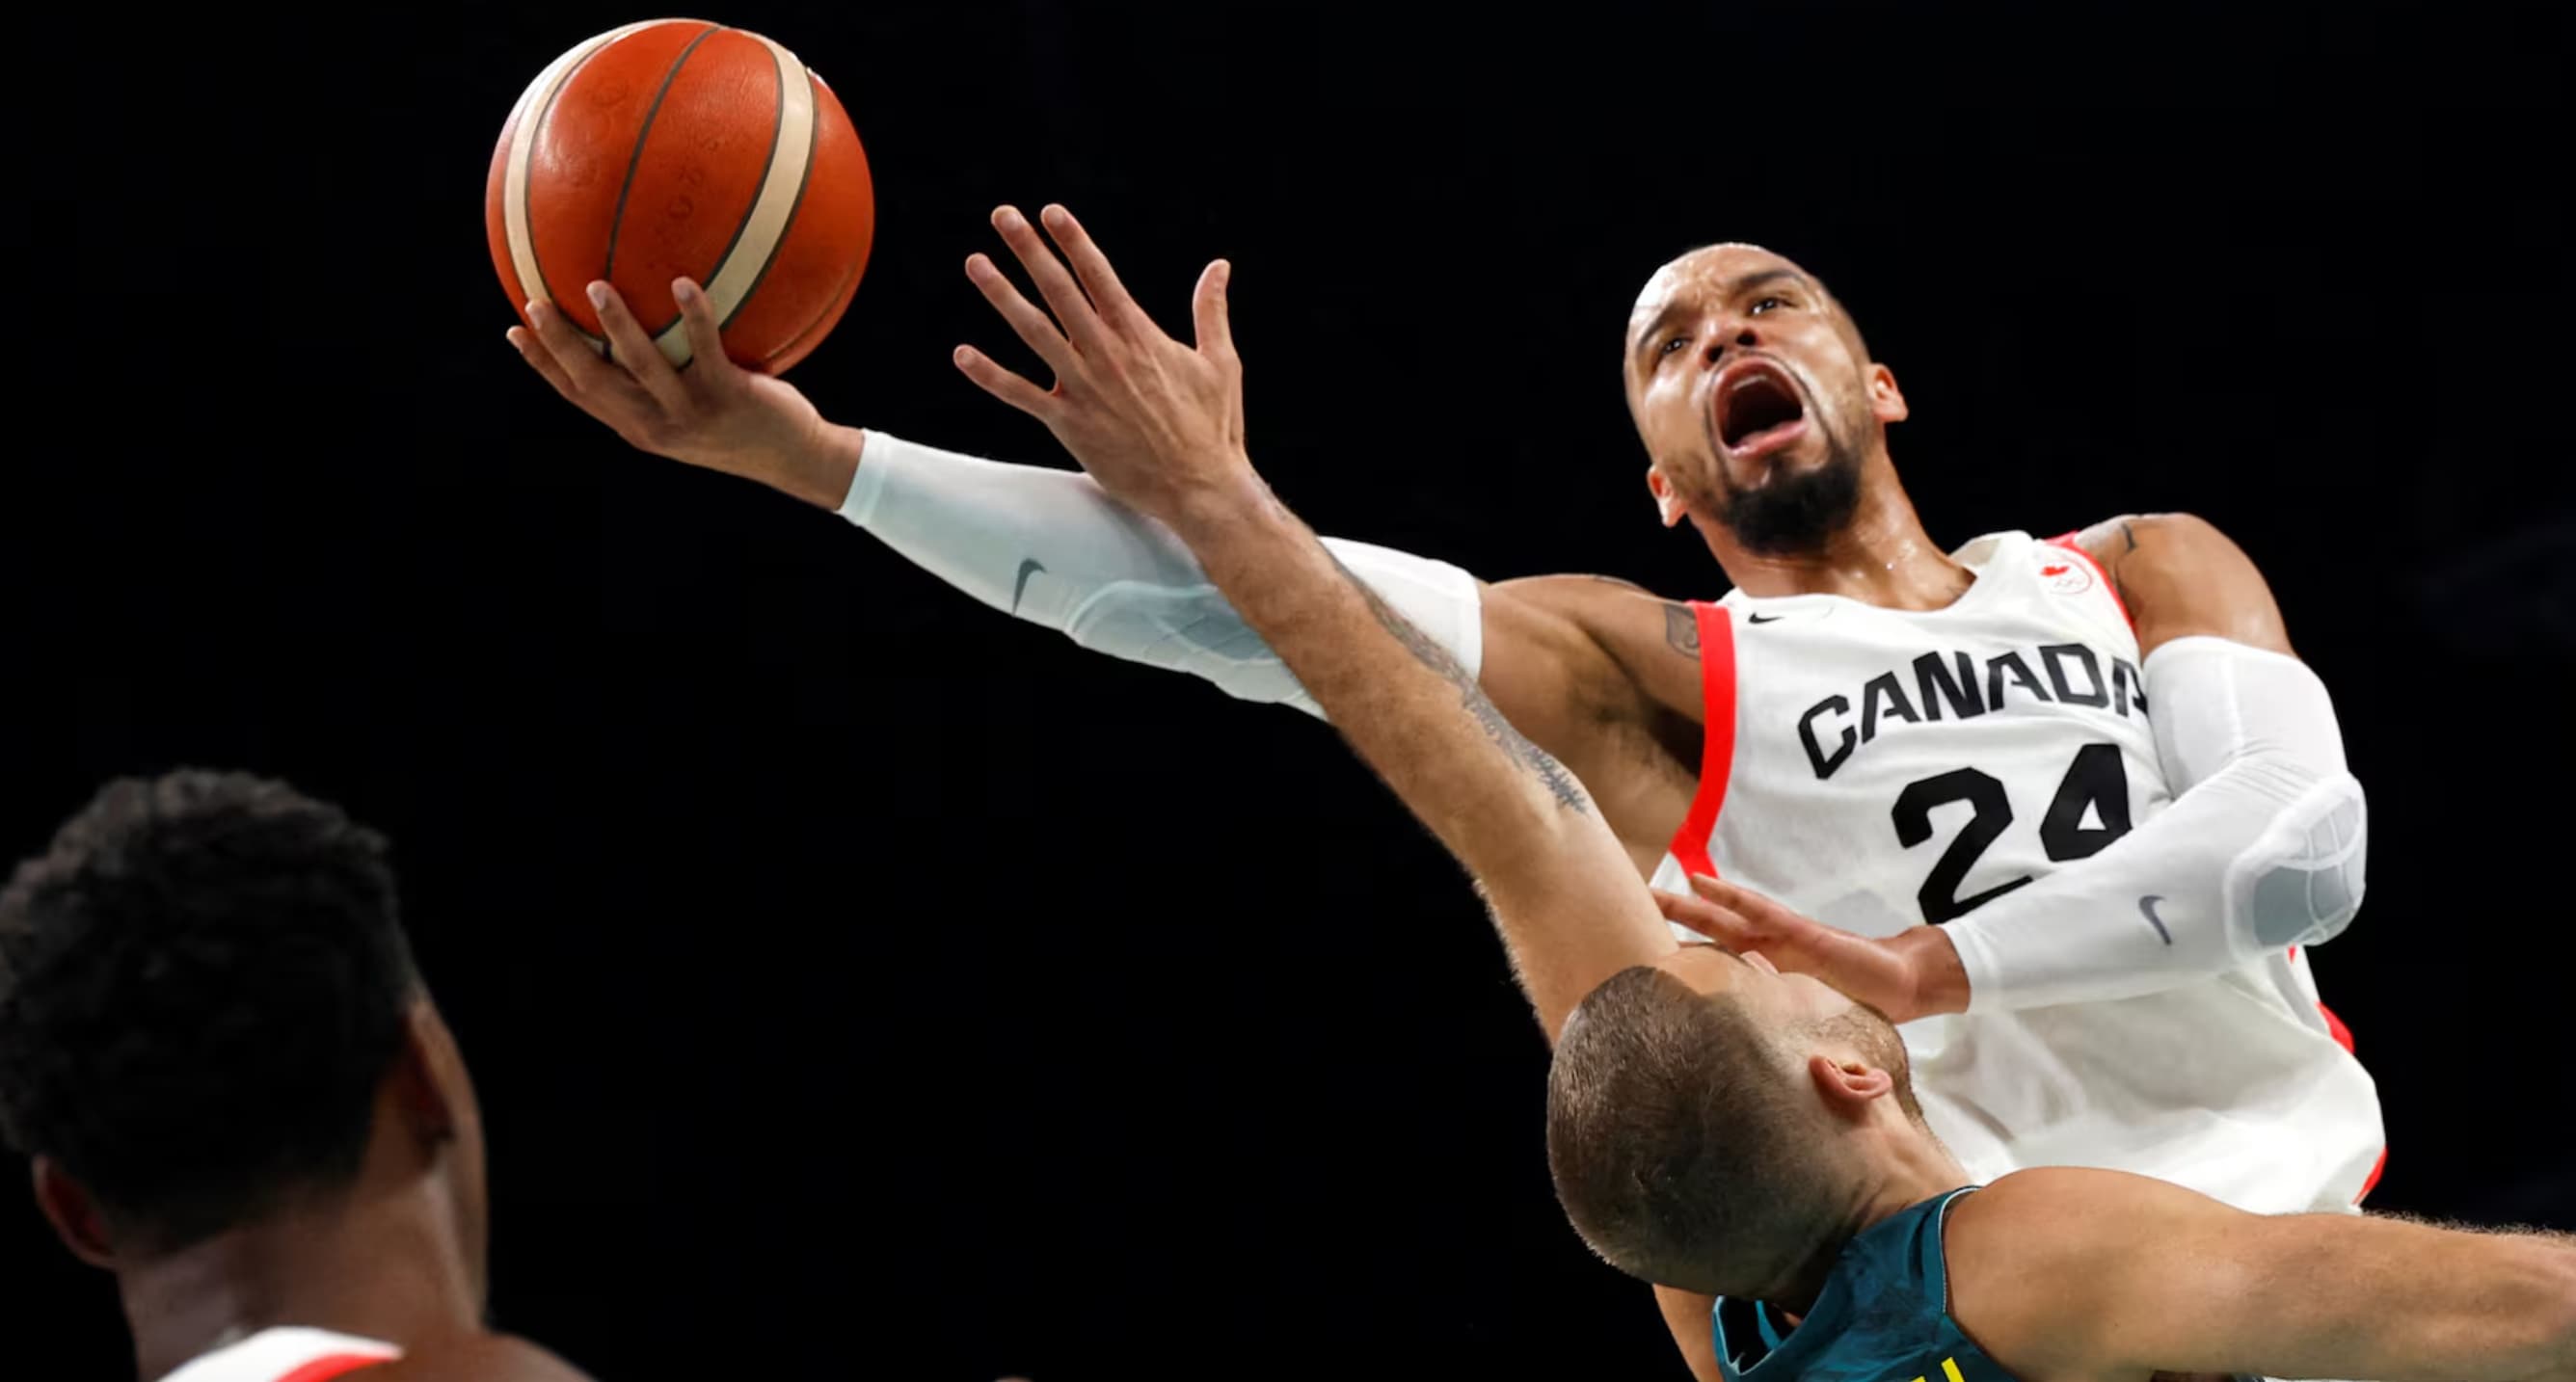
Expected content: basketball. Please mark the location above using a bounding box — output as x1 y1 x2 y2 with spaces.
485 20 875 376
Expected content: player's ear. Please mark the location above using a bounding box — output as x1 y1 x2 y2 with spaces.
1808 1051 1894 1118
32 1157 116 1268
1647 467 1686 528
1867 363 1908 425
389 999 466 1151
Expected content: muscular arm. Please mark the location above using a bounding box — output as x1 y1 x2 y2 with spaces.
1951 1169 2576 1382
1926 514 2369 1012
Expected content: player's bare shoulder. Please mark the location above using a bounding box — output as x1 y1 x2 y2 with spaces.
1941 1170 2172 1382
2067 513 2294 657
2067 513 2203 601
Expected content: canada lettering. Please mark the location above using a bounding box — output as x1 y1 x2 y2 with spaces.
1799 644 2146 780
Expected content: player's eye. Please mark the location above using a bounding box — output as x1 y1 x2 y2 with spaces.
1751 296 1786 314
1659 335 1692 358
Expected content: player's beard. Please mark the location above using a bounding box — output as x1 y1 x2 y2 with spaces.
1812 1004 1926 1128
1713 412 1865 556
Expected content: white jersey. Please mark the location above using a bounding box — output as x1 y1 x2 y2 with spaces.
1647 530 2385 1214
163 1326 400 1382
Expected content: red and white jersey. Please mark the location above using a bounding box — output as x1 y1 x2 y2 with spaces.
1647 530 2385 1214
163 1326 399 1382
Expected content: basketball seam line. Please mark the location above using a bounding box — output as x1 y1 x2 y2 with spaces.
766 196 866 366
523 32 638 344
728 70 823 338
649 40 790 341
765 251 860 366
763 71 864 365
602 24 724 294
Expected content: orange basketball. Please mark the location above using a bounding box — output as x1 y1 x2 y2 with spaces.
485 20 875 376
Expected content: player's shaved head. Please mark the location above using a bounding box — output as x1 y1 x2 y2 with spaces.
1627 243 1871 378
1545 964 1863 1298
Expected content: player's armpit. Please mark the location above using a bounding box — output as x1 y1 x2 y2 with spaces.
1481 576 1710 850
1480 576 1671 737
1946 1169 2576 1382
2072 513 2294 659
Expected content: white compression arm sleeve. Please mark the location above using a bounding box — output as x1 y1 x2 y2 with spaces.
1942 635 2369 1012
837 430 1484 717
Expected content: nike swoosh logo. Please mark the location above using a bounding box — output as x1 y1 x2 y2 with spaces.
1011 559 1047 615
1747 613 1784 625
2137 894 2173 945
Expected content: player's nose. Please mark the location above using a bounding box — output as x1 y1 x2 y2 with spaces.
1702 318 1761 369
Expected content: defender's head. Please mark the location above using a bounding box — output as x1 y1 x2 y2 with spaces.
1545 945 1926 1299
1623 244 1908 553
0 770 488 1291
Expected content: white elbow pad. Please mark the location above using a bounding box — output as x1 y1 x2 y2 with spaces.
1062 537 1485 718
2232 770 2368 949
2146 636 2369 952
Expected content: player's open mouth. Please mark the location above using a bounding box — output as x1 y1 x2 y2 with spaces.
1715 358 1809 461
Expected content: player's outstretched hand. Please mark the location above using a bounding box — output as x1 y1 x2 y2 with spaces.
953 203 1251 527
508 279 859 510
1654 873 1964 1023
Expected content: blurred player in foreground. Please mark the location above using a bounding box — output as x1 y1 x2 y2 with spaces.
0 771 590 1382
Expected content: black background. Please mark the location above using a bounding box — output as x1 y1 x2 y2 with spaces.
12 2 2570 1377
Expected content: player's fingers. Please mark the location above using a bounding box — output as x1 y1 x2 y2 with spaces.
1687 873 1804 927
1192 259 1236 363
953 344 1060 420
1039 204 1145 332
1653 889 1757 945
585 281 690 413
506 326 583 404
671 278 739 385
990 204 1111 358
966 252 1080 376
527 300 656 418
1677 908 1758 948
1650 889 1704 925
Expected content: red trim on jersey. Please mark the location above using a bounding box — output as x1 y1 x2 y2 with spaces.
2314 998 2383 1204
1666 601 1739 881
274 1355 396 1382
2046 531 2133 628
2320 1000 2353 1053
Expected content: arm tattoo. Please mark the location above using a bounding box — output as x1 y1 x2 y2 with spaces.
1663 601 1702 660
2113 520 2142 612
1337 559 1595 813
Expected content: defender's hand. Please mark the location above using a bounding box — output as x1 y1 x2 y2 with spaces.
507 278 859 510
953 203 1251 527
1653 873 1968 1023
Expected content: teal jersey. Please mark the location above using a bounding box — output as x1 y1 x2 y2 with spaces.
1713 1186 2014 1382
1716 1185 2257 1382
